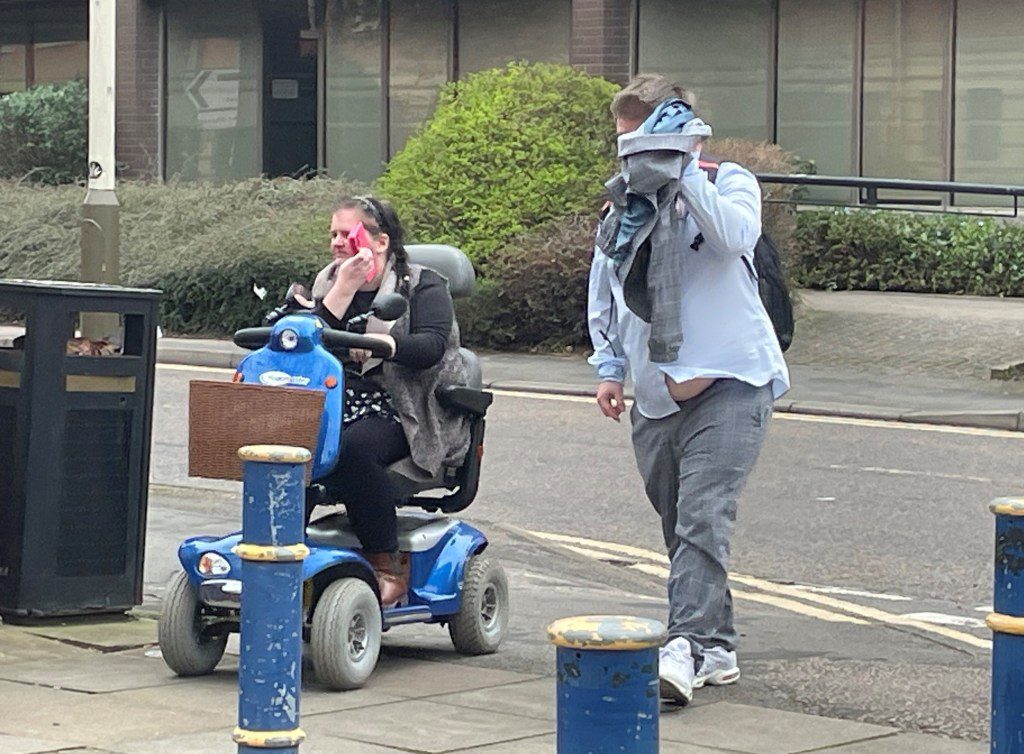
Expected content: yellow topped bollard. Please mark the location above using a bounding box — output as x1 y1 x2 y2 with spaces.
547 615 666 753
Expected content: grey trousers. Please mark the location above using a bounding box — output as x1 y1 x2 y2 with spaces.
631 378 773 659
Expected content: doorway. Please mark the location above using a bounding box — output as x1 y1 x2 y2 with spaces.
262 1 318 177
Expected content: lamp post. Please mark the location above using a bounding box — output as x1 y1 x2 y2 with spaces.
81 0 120 339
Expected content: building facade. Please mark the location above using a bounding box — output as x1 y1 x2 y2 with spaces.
1 0 1022 190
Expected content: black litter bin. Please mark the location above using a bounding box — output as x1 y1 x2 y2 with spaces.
0 280 160 619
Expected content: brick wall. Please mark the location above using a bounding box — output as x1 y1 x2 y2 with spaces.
570 0 632 85
116 0 161 179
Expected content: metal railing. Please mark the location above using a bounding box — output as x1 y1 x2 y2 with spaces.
756 173 1024 218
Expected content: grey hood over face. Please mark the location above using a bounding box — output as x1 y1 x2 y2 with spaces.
596 119 711 364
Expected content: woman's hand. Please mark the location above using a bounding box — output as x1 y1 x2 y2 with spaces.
348 334 396 365
332 248 374 293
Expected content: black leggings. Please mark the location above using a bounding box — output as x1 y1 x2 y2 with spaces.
312 415 410 553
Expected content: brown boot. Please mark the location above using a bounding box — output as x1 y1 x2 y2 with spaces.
365 551 409 606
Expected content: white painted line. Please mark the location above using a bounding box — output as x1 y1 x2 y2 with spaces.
490 390 1023 439
523 528 993 651
157 363 233 375
975 605 994 614
791 585 912 603
899 613 988 629
828 464 993 484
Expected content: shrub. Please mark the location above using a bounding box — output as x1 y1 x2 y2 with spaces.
0 177 364 333
459 213 595 350
791 209 1024 296
377 62 619 267
0 80 88 185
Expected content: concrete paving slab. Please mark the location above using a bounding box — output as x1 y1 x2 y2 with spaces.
455 734 745 753
659 701 897 754
427 678 555 721
0 679 224 748
0 733 89 753
362 655 541 698
0 652 203 693
16 616 157 651
824 732 987 753
304 699 553 753
113 670 408 718
0 625 88 665
111 729 410 754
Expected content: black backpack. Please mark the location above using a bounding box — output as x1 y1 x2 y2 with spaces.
697 159 794 352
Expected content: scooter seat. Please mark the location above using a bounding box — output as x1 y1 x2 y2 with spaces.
307 509 455 553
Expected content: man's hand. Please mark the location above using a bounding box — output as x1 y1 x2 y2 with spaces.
596 380 626 422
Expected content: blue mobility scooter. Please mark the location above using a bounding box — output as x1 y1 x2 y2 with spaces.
158 246 508 690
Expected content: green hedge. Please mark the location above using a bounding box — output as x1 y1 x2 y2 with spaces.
0 81 88 185
378 62 619 267
0 177 364 333
791 209 1024 295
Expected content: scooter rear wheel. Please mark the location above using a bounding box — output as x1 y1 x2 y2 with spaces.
158 571 228 676
449 557 509 655
311 577 382 690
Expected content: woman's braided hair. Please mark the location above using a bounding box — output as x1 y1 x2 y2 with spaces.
337 195 413 297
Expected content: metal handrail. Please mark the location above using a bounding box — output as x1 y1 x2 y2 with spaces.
756 172 1024 217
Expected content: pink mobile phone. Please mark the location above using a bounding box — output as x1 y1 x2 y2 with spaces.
347 222 376 282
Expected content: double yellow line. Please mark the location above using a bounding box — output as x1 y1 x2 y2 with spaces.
522 528 992 651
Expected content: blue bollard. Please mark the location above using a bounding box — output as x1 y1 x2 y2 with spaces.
989 497 1024 754
232 445 311 754
547 615 667 754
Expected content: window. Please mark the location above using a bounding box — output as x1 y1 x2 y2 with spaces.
389 0 449 157
955 0 1024 190
165 0 262 181
457 0 570 75
637 0 773 142
325 0 384 182
0 3 85 95
777 0 858 180
862 0 951 181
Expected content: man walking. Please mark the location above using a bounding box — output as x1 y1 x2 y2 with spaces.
588 74 790 704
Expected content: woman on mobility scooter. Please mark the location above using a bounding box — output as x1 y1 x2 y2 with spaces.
307 196 470 607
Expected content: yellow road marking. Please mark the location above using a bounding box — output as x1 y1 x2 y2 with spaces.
627 562 869 626
523 528 992 650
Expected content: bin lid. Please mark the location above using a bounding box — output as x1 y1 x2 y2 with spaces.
0 279 162 299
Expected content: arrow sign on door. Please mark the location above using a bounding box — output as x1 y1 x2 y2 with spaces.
185 68 241 130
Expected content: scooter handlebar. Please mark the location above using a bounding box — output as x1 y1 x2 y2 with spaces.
232 326 392 358
234 327 272 350
321 329 394 358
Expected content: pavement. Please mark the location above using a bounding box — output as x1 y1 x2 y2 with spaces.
7 287 1022 430
0 288 1015 752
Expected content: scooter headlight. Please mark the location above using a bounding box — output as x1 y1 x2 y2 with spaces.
198 552 231 577
279 328 300 351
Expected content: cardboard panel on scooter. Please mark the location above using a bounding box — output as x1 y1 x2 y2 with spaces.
188 380 323 482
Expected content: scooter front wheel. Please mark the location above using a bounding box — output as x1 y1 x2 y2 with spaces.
449 557 509 655
158 571 228 676
311 577 382 690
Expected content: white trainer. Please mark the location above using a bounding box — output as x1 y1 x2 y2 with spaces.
693 647 740 689
658 638 695 705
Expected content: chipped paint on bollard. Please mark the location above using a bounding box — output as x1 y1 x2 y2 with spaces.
548 615 666 753
232 445 311 754
989 498 1024 754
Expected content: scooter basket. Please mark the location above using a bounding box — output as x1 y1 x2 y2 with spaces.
188 380 324 481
